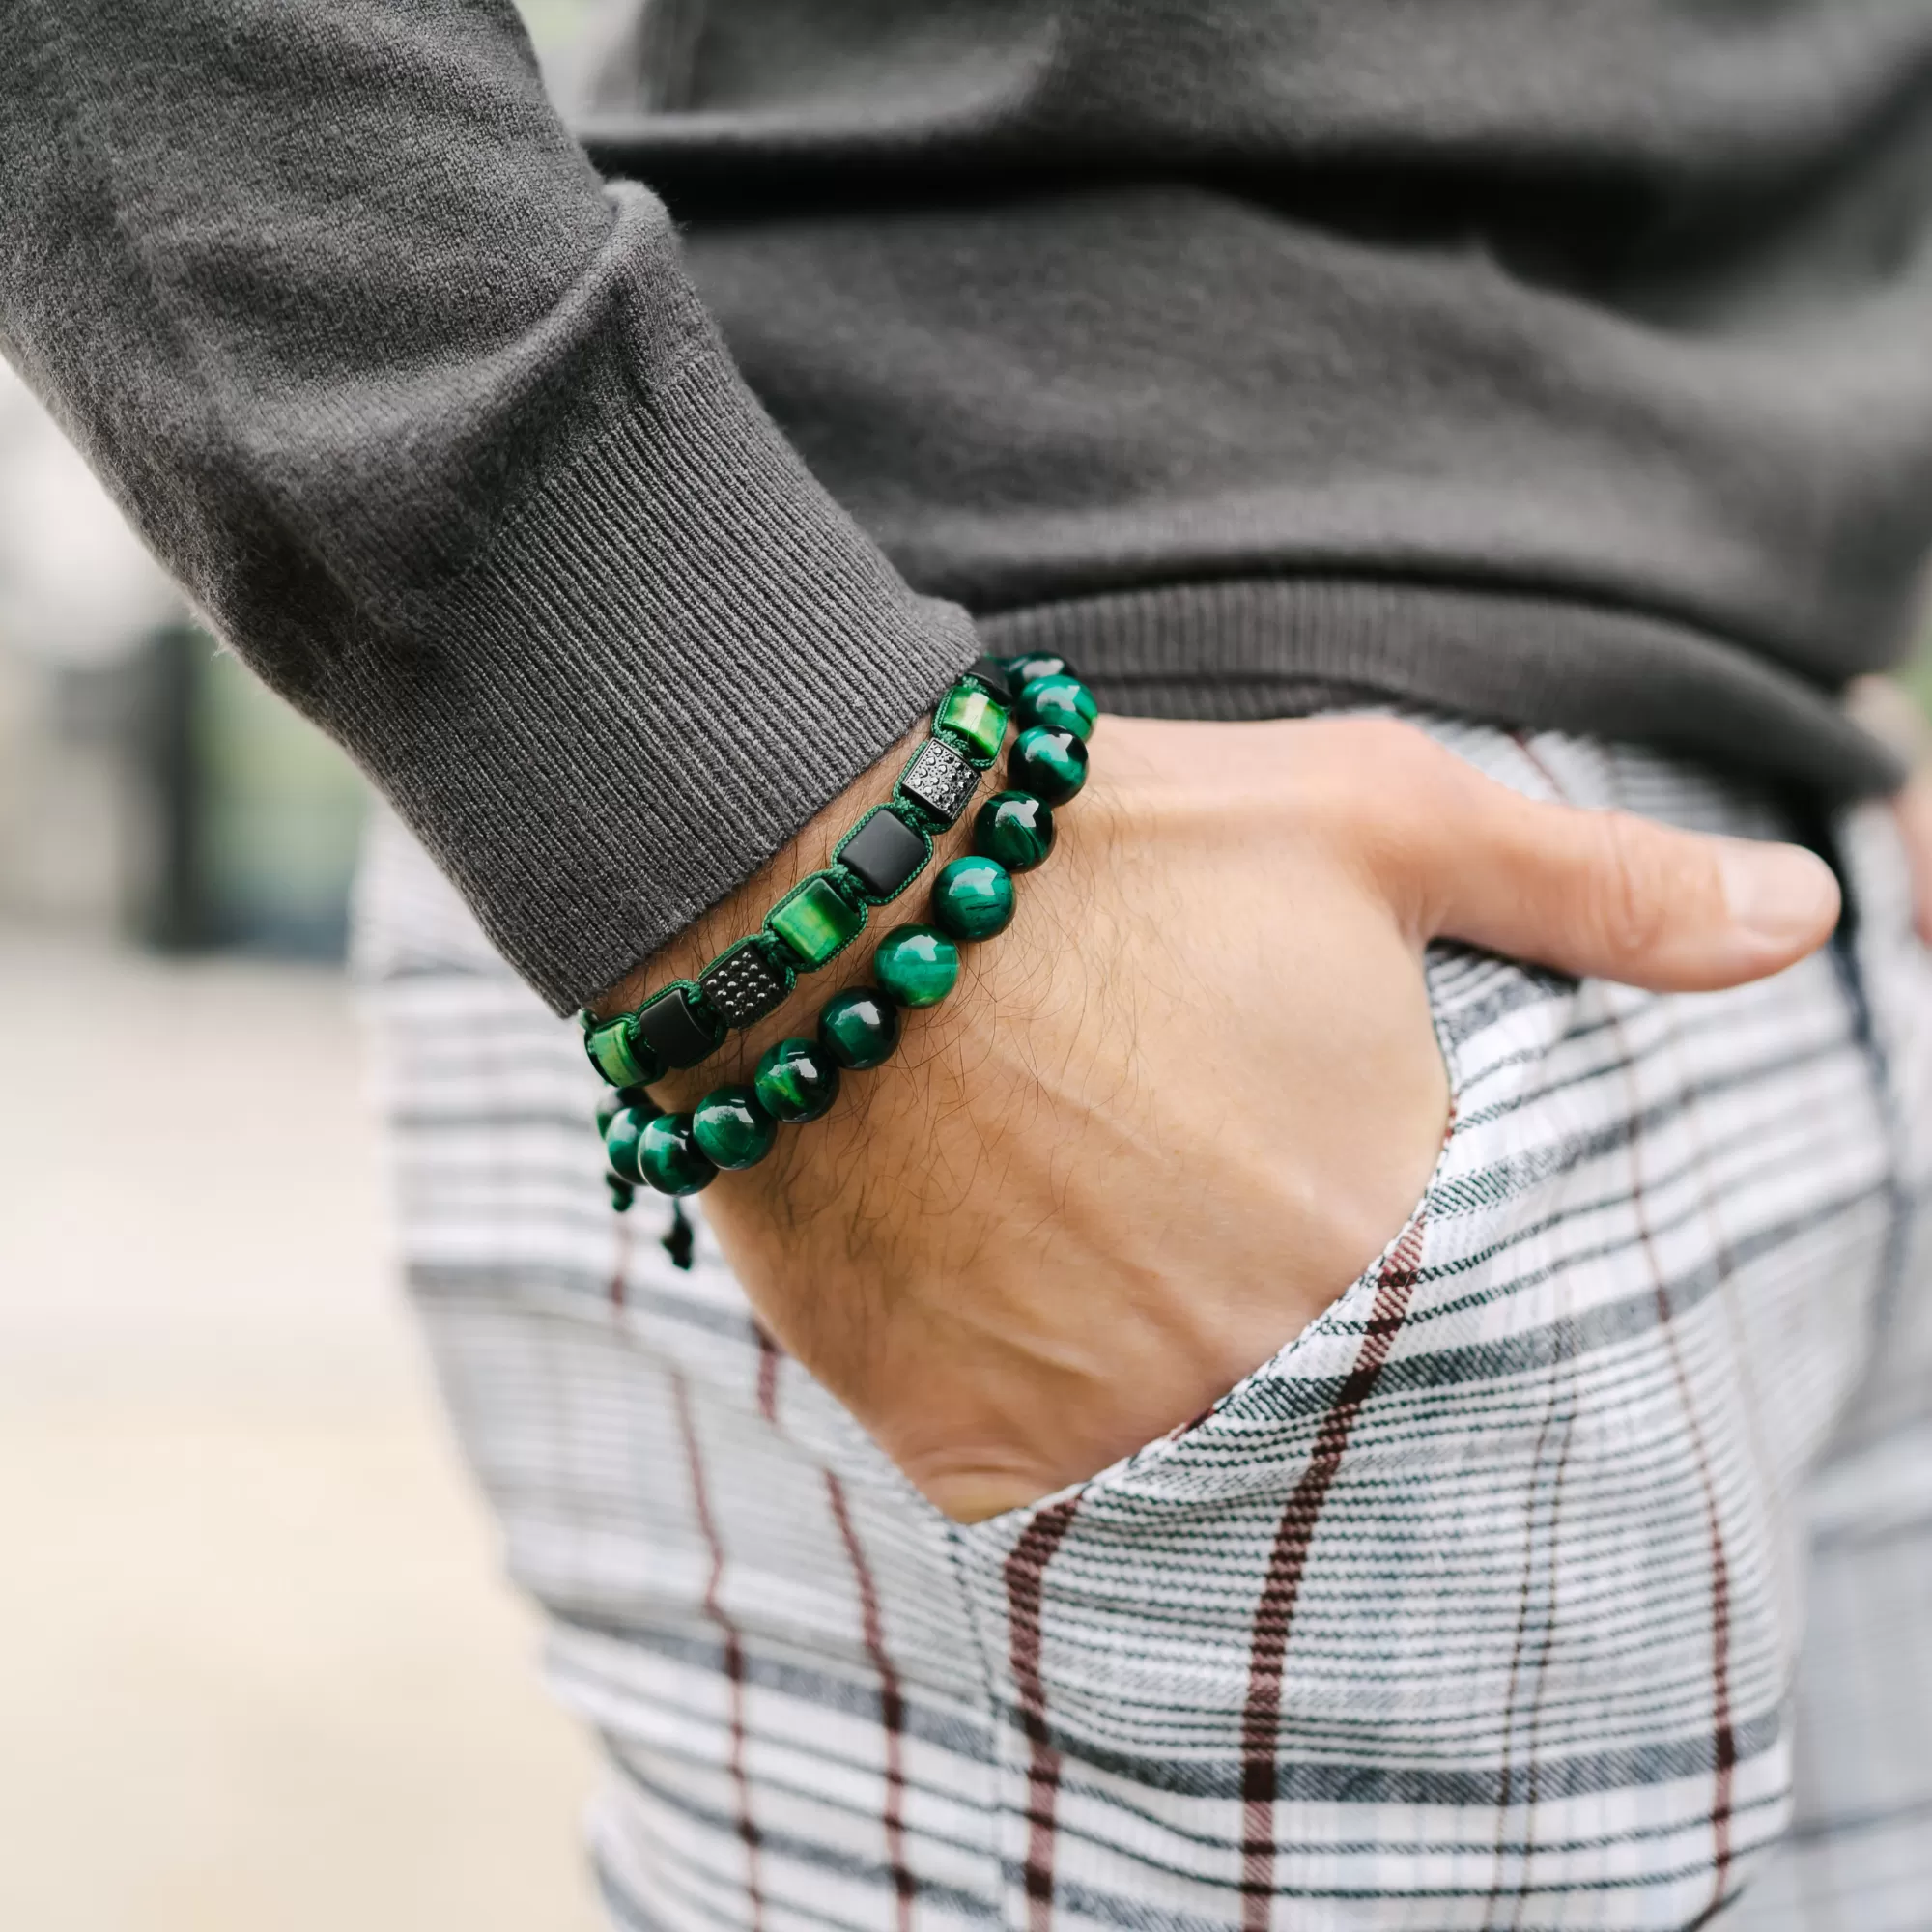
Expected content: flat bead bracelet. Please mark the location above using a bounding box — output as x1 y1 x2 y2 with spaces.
595 652 1097 1207
579 654 1021 1093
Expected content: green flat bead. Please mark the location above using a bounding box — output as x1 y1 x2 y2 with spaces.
638 1112 718 1196
935 682 1010 765
767 872 865 968
818 985 902 1069
932 854 1015 942
1017 673 1098 743
583 1013 659 1088
692 1085 778 1170
974 790 1055 872
604 1102 660 1184
873 924 960 1008
753 1037 841 1123
1009 724 1088 806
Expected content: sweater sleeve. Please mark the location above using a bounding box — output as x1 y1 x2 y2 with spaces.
0 0 979 1011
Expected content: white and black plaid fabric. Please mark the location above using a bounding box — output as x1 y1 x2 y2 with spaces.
355 717 1932 1931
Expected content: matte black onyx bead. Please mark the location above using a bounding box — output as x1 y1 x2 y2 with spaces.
974 791 1055 872
897 737 979 827
818 985 902 1069
967 655 1014 700
698 942 791 1029
639 1112 718 1196
754 1037 841 1122
634 983 724 1071
1009 725 1089 806
837 807 929 900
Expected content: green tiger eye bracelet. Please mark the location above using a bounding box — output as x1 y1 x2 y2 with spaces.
580 657 1013 1086
604 653 1097 1198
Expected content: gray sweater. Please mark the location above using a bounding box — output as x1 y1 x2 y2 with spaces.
5 1 1931 1012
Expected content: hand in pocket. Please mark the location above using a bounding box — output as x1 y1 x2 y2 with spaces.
643 715 1840 1520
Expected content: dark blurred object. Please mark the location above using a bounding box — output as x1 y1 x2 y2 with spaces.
132 625 364 959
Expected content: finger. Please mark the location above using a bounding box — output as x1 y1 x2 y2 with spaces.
1356 727 1840 991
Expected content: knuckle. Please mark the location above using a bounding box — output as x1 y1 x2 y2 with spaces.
1586 811 1684 959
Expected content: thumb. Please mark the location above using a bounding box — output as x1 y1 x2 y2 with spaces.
1373 736 1840 992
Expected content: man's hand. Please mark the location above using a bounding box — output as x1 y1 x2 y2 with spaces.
639 715 1838 1521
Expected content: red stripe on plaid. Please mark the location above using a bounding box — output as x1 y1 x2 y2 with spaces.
828 1474 916 1932
1239 1214 1429 1932
1006 1495 1083 1932
671 1372 766 1929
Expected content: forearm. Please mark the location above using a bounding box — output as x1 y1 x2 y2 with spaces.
0 0 975 1010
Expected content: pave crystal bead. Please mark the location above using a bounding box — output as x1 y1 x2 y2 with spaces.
1009 724 1089 806
1017 673 1097 743
634 983 724 1072
817 985 902 1069
767 871 866 968
1001 652 1068 690
896 737 980 827
698 940 793 1029
753 1037 841 1123
604 1102 659 1184
932 854 1015 942
692 1085 778 1170
638 1112 717 1196
836 807 930 901
873 924 960 1008
974 790 1055 872
584 1013 660 1088
934 682 1010 766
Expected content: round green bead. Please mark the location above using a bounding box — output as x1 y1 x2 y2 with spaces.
1003 652 1068 689
596 1084 655 1138
692 1085 777 1170
1009 724 1088 806
974 790 1056 872
932 855 1015 942
603 1102 658 1183
1018 673 1098 743
818 986 902 1069
753 1037 841 1123
638 1112 717 1196
873 924 960 1008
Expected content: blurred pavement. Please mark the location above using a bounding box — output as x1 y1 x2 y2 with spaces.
0 927 603 1932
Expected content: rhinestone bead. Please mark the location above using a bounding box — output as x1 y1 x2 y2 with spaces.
897 737 980 827
873 924 960 1008
1017 673 1097 743
974 790 1055 871
692 1085 778 1170
698 941 792 1029
753 1037 842 1123
932 854 1015 942
817 986 902 1069
767 872 865 968
638 1112 718 1196
1009 724 1088 806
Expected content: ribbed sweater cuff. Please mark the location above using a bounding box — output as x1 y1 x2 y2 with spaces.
326 347 979 1014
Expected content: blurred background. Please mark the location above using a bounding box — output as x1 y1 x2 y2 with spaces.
0 6 610 1929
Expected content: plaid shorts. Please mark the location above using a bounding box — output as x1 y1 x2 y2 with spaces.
355 715 1932 1932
